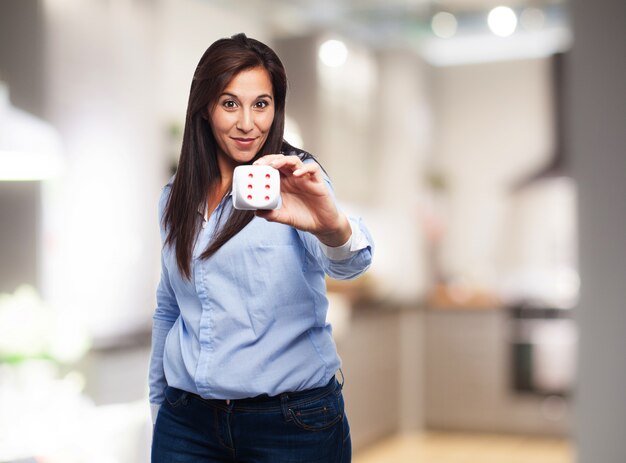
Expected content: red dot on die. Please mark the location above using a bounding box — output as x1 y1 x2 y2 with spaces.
248 184 253 189
248 173 254 178
265 184 270 189
264 196 270 201
265 174 270 179
247 195 252 200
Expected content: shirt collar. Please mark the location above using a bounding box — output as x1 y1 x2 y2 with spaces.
197 191 233 221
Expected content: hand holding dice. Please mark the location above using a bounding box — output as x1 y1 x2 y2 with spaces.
232 154 352 248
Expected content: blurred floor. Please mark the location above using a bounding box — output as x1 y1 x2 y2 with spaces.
354 431 573 463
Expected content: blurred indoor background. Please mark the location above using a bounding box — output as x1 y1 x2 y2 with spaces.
0 0 624 462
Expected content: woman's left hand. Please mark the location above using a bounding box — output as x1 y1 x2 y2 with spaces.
252 154 351 247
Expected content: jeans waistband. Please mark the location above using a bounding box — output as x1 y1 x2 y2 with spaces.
187 374 342 411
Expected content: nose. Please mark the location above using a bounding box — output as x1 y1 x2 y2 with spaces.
236 108 254 133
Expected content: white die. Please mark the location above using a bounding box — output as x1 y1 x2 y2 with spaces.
232 165 281 210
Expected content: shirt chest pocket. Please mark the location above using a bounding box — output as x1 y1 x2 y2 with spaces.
239 242 310 334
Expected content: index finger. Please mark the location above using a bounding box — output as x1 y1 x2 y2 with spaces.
256 154 304 173
293 161 322 181
253 154 285 166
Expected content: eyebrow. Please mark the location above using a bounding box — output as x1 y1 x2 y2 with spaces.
220 92 273 100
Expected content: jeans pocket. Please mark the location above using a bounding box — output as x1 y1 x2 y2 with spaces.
288 394 343 431
163 386 188 409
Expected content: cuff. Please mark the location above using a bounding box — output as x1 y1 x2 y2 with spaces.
319 219 365 261
150 403 161 426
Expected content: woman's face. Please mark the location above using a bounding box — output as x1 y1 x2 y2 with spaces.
210 67 275 173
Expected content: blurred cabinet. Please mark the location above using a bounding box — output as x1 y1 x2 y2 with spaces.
336 303 423 451
337 306 400 450
424 308 571 436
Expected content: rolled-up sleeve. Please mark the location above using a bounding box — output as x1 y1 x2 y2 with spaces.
318 217 371 261
297 175 374 280
298 215 373 280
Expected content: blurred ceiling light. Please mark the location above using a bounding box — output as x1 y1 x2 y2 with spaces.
488 6 518 37
318 39 348 68
0 81 63 181
431 12 458 39
520 7 546 31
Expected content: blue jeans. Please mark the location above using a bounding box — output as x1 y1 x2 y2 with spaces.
151 377 351 462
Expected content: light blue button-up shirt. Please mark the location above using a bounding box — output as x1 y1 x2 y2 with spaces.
148 173 374 416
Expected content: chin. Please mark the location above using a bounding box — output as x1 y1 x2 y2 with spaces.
230 151 258 165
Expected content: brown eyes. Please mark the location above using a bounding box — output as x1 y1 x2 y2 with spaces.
220 100 270 110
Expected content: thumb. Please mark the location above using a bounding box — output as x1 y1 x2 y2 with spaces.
255 209 279 222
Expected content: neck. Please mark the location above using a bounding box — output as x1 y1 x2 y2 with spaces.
209 162 233 201
215 152 237 188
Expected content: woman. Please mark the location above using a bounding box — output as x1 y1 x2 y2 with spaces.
149 33 374 462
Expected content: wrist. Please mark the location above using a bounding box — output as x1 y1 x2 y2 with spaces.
314 214 352 248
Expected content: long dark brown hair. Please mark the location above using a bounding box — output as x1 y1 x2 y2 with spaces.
163 33 312 279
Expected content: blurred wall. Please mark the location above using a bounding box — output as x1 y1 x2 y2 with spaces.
570 0 626 461
0 0 45 294
0 0 45 115
275 35 431 301
41 0 163 338
373 49 431 301
1 0 273 340
432 57 554 289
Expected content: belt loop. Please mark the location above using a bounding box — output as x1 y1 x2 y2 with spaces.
280 392 292 421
